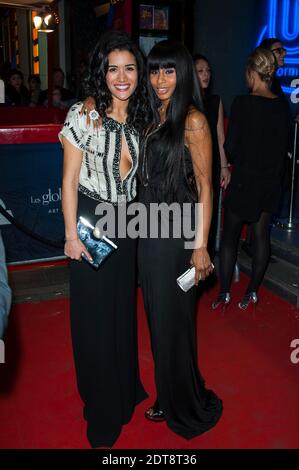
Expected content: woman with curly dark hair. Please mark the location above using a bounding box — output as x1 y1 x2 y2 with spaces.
59 31 150 448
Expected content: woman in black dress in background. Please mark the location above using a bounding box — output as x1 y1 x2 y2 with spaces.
193 54 230 260
139 41 223 438
212 47 289 312
60 31 149 448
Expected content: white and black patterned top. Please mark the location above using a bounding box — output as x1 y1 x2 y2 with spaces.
59 102 139 204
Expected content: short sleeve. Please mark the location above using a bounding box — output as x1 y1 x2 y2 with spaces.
58 101 88 150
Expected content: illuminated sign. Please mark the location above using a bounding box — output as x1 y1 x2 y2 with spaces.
257 0 299 94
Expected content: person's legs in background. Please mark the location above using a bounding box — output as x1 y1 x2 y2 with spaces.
238 212 272 310
212 208 244 310
241 225 252 257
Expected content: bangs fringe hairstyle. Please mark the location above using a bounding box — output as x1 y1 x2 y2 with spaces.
144 40 203 202
84 30 151 132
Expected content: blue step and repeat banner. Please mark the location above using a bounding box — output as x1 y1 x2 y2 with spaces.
0 140 65 264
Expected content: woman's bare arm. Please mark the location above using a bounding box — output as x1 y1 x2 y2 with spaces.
62 138 92 261
217 98 231 189
185 110 214 283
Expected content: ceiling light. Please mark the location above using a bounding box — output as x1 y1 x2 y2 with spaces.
33 15 42 30
33 8 60 33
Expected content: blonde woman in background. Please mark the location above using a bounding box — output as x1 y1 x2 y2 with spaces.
212 48 289 312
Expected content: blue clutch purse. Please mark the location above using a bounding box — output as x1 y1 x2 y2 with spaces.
77 216 117 269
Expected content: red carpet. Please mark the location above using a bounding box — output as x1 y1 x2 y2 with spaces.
0 274 299 449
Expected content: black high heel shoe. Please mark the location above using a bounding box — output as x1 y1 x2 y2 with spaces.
144 400 165 422
211 292 231 312
238 292 258 312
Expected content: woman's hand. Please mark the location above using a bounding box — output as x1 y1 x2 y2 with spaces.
220 166 231 189
80 96 101 128
64 238 92 262
190 247 214 285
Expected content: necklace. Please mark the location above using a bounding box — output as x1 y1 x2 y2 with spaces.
158 105 167 124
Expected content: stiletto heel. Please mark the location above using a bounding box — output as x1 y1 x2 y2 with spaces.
211 292 231 313
238 292 258 312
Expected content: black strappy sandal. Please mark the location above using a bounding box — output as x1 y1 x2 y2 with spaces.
144 400 165 422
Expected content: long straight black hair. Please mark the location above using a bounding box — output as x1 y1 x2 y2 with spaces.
145 40 203 201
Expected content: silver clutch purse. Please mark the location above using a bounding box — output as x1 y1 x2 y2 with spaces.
177 263 214 292
176 266 196 292
77 216 117 269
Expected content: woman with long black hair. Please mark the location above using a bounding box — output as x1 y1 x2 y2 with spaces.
193 54 230 260
138 41 223 439
60 31 150 448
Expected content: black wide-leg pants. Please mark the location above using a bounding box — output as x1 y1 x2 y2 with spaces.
70 193 147 448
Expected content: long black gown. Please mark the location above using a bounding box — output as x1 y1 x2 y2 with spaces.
138 128 223 439
70 193 147 448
